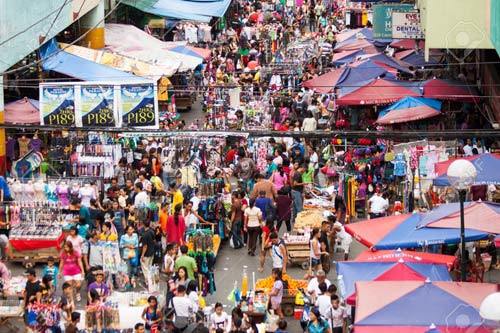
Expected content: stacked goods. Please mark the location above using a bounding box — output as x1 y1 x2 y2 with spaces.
255 274 308 296
293 209 326 231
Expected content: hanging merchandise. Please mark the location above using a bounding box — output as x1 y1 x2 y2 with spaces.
186 229 220 295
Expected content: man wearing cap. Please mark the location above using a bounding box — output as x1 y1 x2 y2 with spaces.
333 222 352 261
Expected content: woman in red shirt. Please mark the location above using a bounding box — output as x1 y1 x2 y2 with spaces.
166 204 186 246
259 217 277 272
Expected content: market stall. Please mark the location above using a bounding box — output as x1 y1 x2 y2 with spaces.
186 229 220 295
255 273 308 317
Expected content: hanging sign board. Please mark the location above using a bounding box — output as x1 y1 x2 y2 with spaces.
40 86 76 126
39 81 158 128
120 84 158 128
80 85 117 127
392 11 425 39
373 4 414 39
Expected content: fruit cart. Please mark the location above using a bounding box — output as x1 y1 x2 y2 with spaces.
255 274 308 317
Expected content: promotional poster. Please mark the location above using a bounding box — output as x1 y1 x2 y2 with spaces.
80 85 116 127
40 86 76 126
120 84 158 128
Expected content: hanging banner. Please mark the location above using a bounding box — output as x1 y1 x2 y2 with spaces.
373 4 414 39
80 85 116 127
120 84 158 128
392 11 424 39
40 86 76 126
39 81 158 129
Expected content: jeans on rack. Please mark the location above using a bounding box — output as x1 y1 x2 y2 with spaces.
291 190 303 223
231 220 244 249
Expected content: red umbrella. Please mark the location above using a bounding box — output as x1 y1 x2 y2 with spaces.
336 78 421 106
302 67 345 93
420 78 479 102
390 39 425 50
4 97 40 124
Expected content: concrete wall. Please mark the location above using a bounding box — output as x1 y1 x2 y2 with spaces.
0 0 101 72
417 0 493 59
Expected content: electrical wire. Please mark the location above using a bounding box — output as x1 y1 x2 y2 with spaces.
43 0 72 43
0 0 123 76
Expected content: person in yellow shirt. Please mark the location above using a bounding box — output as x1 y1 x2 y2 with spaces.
168 182 184 215
99 222 118 242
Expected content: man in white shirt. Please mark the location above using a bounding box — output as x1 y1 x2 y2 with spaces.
368 191 388 219
324 294 348 333
171 285 193 318
463 138 473 156
315 282 333 318
301 112 318 131
133 182 150 208
307 270 331 301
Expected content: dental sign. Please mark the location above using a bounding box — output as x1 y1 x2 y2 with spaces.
40 81 159 128
392 11 425 39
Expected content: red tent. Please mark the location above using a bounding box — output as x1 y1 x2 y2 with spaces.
345 214 411 248
4 97 40 124
355 249 455 268
336 79 420 106
420 78 479 102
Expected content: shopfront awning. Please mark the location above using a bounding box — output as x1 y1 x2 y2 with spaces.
105 24 202 72
122 0 231 22
39 39 145 82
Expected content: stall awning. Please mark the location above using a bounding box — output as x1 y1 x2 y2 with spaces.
433 154 500 186
420 78 479 102
39 39 145 82
122 0 231 22
376 97 442 125
105 24 202 72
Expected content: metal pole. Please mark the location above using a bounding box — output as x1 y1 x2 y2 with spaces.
459 189 467 282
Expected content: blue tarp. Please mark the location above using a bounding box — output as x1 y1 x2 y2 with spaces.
379 97 442 118
433 154 500 186
334 28 391 50
374 214 488 250
337 60 395 90
337 261 451 300
135 0 231 22
39 39 144 82
400 51 441 67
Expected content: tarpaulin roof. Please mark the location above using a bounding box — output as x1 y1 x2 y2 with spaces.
417 201 500 234
395 50 442 67
337 261 451 305
168 45 211 60
345 212 489 250
354 249 455 267
420 78 479 102
377 97 442 125
433 154 500 186
332 49 378 66
302 59 392 93
4 97 40 124
354 281 499 331
105 24 202 72
390 39 425 50
122 0 231 22
336 78 421 106
335 28 391 52
39 39 145 82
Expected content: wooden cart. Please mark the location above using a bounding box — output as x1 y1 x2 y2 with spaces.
9 246 60 267
285 241 310 270
0 299 24 330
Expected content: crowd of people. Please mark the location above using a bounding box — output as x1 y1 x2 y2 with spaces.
0 0 498 332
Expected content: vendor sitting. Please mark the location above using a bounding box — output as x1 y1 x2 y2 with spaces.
99 222 118 242
87 270 110 302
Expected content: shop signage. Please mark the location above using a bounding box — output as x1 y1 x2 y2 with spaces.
80 85 116 127
120 84 157 128
40 81 158 128
392 11 424 39
40 86 76 126
373 4 414 39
